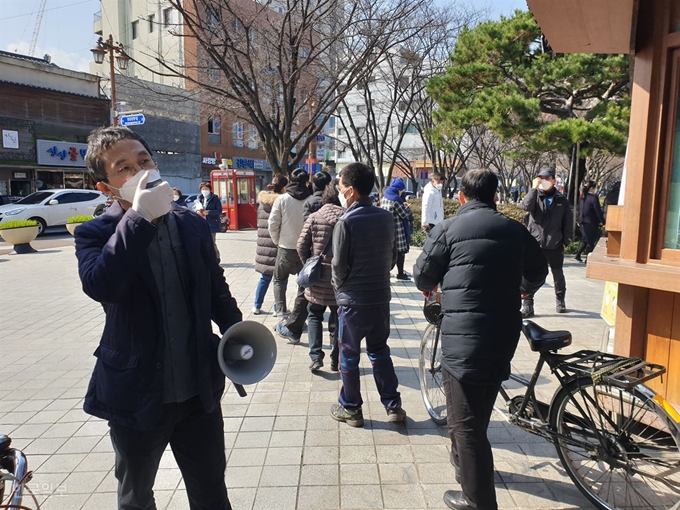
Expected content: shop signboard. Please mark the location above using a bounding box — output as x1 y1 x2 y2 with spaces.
37 140 88 168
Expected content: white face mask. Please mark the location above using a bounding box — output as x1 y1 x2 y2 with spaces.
539 180 554 191
173 195 180 202
339 190 349 208
201 189 211 199
435 183 443 192
109 169 161 203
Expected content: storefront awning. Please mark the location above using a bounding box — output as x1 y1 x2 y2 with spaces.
527 0 635 54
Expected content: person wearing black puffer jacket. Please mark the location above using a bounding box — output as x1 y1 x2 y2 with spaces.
574 180 605 263
303 171 332 219
252 174 288 315
414 169 548 510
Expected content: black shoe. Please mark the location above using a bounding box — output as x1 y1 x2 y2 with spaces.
443 491 474 510
574 254 583 262
309 360 323 372
521 300 534 318
449 452 461 483
330 359 339 372
395 273 410 281
385 406 406 423
556 298 567 313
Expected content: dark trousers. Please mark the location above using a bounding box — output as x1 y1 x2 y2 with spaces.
283 284 309 336
396 252 406 276
273 248 303 314
575 224 600 258
109 396 230 510
443 370 500 510
526 247 565 301
307 302 338 363
337 304 401 410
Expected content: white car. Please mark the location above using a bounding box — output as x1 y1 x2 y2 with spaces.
0 189 108 235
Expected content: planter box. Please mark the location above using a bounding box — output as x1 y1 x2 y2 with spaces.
66 223 83 235
0 225 39 253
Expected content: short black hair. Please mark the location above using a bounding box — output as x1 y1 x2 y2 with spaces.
312 171 332 192
460 169 498 203
290 168 309 184
340 162 374 196
85 126 153 183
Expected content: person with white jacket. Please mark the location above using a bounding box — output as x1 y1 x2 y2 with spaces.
268 169 311 340
421 172 445 233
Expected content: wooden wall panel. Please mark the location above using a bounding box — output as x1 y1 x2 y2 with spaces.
643 290 674 396
666 294 680 403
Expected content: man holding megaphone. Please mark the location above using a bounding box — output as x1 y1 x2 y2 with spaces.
75 127 242 510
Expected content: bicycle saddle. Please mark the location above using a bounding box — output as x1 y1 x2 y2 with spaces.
0 435 11 453
522 320 572 352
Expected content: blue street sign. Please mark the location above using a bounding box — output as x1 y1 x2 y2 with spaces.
119 113 146 126
316 135 325 142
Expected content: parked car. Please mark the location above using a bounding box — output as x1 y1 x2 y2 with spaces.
183 193 199 211
0 189 108 235
402 190 415 201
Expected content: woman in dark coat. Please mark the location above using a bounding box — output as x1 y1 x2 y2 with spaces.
172 187 187 207
297 180 344 372
197 182 222 262
253 174 288 314
575 180 606 262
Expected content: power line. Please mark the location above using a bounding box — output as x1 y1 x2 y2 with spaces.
0 0 93 22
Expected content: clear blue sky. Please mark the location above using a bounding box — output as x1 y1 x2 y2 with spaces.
0 0 528 72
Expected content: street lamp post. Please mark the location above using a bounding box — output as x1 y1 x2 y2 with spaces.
307 99 317 179
91 35 131 126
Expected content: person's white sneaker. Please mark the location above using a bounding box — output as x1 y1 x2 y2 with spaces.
252 307 261 315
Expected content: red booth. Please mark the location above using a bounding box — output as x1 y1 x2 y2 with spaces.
210 168 257 230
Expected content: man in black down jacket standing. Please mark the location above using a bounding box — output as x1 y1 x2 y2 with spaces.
520 168 573 316
414 169 547 510
331 162 406 427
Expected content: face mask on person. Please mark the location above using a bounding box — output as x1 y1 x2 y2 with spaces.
339 190 349 208
539 180 554 192
201 189 211 198
108 169 161 203
435 183 443 192
173 195 180 202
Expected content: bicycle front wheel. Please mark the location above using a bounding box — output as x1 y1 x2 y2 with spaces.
550 377 680 510
418 323 447 425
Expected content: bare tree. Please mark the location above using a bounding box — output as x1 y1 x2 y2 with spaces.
332 2 482 191
130 0 444 175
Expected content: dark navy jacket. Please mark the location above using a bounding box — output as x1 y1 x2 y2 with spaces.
414 201 548 384
74 202 242 430
198 193 222 233
331 197 397 307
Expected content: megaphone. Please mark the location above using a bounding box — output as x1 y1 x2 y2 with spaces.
217 321 277 397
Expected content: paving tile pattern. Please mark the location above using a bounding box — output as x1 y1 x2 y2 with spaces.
0 231 607 509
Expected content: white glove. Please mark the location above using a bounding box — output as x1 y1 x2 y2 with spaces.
132 171 173 221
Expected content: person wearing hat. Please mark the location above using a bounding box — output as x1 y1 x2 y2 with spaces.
520 168 573 316
381 178 415 280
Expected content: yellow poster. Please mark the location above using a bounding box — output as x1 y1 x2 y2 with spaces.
601 281 618 327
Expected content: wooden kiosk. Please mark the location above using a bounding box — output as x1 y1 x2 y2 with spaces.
528 0 680 403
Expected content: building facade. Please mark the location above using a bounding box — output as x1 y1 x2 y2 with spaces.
0 51 109 198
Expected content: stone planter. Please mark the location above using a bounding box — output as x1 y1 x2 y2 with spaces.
0 226 39 254
65 222 82 235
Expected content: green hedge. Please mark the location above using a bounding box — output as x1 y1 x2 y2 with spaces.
408 199 527 247
0 219 38 230
67 215 94 224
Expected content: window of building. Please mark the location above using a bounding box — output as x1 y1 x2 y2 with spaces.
337 106 346 115
233 121 244 147
208 67 220 81
664 57 680 250
356 104 366 113
337 128 346 137
208 116 221 134
132 20 139 39
300 47 309 58
148 14 155 33
163 7 172 26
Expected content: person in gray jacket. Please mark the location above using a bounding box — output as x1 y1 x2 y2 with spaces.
330 162 405 427
520 168 573 316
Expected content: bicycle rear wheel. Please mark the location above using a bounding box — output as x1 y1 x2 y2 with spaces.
418 323 447 425
550 377 680 510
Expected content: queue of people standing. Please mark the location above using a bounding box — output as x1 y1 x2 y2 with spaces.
73 125 606 510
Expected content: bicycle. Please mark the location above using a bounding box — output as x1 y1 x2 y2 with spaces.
418 296 680 510
0 435 39 510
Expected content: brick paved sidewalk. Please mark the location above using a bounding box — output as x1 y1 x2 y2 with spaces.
0 230 605 509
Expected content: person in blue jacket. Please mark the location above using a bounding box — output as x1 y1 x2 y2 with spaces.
197 181 222 262
75 126 242 510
